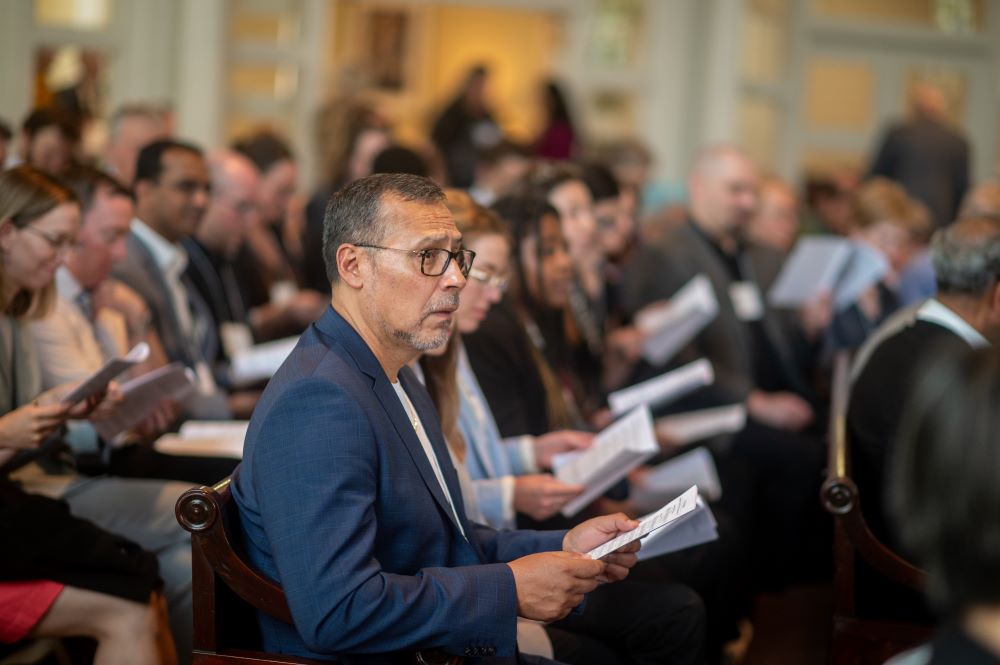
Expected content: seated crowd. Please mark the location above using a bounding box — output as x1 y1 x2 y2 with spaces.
0 93 999 665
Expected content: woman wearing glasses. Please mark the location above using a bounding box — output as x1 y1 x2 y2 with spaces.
0 166 175 664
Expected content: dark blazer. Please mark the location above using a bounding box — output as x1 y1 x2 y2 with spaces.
621 220 807 402
848 318 970 546
231 306 565 663
870 116 970 229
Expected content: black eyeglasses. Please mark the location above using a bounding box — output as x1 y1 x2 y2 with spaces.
22 225 75 253
355 244 476 278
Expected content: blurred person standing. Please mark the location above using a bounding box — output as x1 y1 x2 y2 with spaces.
431 65 502 188
870 82 970 229
534 80 578 161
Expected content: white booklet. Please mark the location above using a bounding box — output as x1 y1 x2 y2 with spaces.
553 406 659 517
93 363 196 441
637 495 718 561
629 447 722 514
61 342 150 406
607 359 714 417
634 275 719 366
230 336 299 386
586 485 717 560
154 420 249 459
654 403 746 447
768 236 888 312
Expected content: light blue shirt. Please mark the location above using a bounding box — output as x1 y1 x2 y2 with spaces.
456 342 537 529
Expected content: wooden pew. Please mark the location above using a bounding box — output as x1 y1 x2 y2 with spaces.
820 352 931 665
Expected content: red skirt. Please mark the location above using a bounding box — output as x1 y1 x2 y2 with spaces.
0 580 64 643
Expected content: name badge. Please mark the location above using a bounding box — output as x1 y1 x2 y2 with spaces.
729 282 764 322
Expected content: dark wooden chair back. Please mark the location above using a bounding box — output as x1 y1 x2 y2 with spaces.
820 352 931 665
175 478 324 665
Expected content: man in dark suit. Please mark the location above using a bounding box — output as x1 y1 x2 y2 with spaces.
231 174 658 663
622 146 828 589
112 139 230 419
849 216 1000 549
623 145 814 430
870 83 970 229
847 216 1000 622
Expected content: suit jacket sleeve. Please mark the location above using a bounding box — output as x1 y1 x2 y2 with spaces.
249 377 522 657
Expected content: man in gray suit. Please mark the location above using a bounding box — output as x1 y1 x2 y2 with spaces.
112 139 231 419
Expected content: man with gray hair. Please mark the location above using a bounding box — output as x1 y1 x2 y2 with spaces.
230 173 661 663
849 216 1000 553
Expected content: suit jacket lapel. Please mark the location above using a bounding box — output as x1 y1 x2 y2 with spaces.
127 234 195 366
318 307 472 540
681 223 752 371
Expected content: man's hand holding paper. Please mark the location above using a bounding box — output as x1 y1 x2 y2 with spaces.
563 513 641 583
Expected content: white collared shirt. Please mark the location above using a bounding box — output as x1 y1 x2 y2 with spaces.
131 218 218 394
917 298 990 349
131 218 193 338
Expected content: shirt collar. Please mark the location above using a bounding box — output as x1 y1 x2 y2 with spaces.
917 298 990 348
54 266 84 302
131 218 188 278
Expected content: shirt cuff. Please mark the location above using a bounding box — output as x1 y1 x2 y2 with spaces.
518 436 539 474
500 475 516 527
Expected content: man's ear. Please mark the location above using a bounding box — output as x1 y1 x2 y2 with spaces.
134 179 152 202
337 244 366 289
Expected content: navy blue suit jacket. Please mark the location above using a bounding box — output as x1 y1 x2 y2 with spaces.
232 306 565 662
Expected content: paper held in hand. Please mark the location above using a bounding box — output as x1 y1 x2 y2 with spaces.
654 403 746 447
553 406 660 517
768 236 888 312
634 274 719 366
61 342 150 406
154 420 249 459
93 363 196 441
629 446 722 516
586 485 707 560
229 336 299 386
607 358 714 417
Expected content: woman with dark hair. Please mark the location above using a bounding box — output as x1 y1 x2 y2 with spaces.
0 165 175 664
465 191 586 436
535 80 577 161
887 347 1000 664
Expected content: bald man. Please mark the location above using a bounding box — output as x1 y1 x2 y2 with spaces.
183 152 323 378
622 145 828 590
183 150 261 366
870 82 970 229
624 146 814 425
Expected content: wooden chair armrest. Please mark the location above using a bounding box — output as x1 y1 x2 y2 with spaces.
176 479 294 624
822 351 926 592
